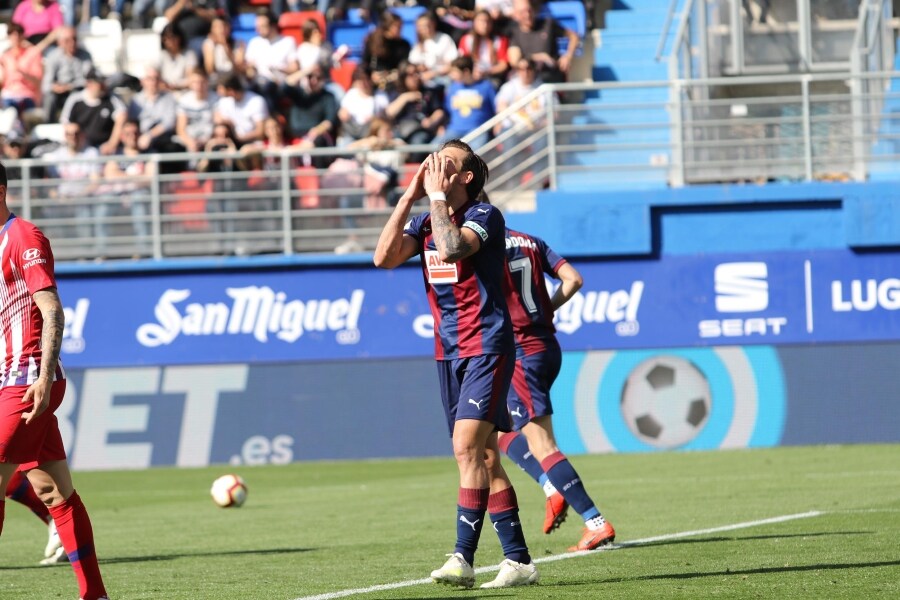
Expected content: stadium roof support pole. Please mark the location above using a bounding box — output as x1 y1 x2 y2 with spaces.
280 153 293 256
150 155 163 260
801 77 813 181
729 0 743 75
798 0 812 71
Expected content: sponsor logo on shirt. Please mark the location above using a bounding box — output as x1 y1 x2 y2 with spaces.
425 250 458 284
136 286 365 347
21 247 47 269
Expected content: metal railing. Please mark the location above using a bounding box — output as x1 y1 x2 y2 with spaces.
7 70 900 262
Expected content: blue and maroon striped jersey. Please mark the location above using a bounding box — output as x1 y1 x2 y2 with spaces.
404 200 514 360
503 228 567 357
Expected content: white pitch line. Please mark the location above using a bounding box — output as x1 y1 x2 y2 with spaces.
291 510 824 600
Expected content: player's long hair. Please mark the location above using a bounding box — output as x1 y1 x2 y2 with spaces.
439 139 489 202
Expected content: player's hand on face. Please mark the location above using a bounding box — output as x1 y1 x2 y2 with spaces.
20 378 52 425
424 152 457 196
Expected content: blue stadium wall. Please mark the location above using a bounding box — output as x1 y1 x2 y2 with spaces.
56 181 900 470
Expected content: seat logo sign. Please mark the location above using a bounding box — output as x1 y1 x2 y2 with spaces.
714 262 768 312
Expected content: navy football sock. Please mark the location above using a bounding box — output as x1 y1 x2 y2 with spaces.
488 488 531 565
498 432 546 485
454 488 488 566
541 451 601 520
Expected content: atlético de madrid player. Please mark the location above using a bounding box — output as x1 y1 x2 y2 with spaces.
0 161 110 600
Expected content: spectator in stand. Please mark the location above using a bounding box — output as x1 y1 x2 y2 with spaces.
158 24 198 94
458 9 509 87
476 0 513 26
214 72 269 146
283 64 338 166
0 132 27 195
202 15 246 79
436 54 495 149
244 10 297 113
40 25 92 122
59 69 126 155
175 70 217 154
294 19 331 75
347 116 406 210
12 0 63 46
362 11 410 91
408 12 458 89
433 0 476 43
386 62 445 150
0 23 44 118
128 0 173 30
163 0 220 59
101 119 153 257
507 0 578 84
494 57 549 186
337 65 389 146
43 122 105 252
127 67 178 152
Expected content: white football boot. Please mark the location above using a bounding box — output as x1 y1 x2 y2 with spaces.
430 552 475 588
44 520 64 559
480 558 539 588
39 545 69 566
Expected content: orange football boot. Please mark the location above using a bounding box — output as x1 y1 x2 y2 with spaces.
543 491 569 534
568 521 616 551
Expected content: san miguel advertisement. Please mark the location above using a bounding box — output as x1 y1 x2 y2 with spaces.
57 249 900 367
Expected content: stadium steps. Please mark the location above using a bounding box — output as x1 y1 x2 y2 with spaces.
558 0 674 190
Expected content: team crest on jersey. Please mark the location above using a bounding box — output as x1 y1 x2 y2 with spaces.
425 250 458 284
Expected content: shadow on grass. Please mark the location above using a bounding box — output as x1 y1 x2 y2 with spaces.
623 530 872 549
0 546 315 570
552 559 900 586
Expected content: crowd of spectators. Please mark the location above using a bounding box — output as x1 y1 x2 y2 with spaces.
0 0 582 254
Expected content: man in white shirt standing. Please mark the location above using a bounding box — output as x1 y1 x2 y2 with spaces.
244 10 297 112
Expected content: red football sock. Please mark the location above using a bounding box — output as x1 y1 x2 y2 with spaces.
49 491 107 600
0 499 5 536
5 470 51 523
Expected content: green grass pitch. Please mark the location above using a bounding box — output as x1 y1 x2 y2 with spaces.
1 444 898 599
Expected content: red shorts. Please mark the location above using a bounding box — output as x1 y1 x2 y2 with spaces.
0 380 67 470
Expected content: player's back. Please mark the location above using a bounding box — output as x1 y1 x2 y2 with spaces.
504 228 566 355
0 216 59 386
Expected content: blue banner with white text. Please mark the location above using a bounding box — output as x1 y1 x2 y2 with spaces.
57 248 900 367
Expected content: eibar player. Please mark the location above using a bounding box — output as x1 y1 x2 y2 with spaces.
499 223 617 551
0 161 110 600
374 141 539 589
5 469 67 564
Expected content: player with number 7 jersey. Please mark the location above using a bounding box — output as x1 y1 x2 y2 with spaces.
499 227 618 552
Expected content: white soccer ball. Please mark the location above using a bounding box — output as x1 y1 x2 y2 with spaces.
210 474 248 508
620 356 712 449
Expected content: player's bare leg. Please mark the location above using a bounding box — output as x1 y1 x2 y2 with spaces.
0 462 19 537
28 462 109 600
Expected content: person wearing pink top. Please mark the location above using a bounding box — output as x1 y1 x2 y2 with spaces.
12 0 64 46
0 23 44 115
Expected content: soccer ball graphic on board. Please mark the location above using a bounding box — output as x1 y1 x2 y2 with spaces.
620 356 712 449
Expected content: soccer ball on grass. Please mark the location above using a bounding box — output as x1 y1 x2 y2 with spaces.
210 474 248 508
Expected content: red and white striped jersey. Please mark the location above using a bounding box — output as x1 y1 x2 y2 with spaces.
0 215 64 387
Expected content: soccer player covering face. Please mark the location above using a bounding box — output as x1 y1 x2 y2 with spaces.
499 225 616 551
0 162 110 600
374 141 538 589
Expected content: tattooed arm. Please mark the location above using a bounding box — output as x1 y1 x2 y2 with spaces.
21 288 64 424
428 199 482 263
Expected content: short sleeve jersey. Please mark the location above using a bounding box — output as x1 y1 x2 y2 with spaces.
404 201 514 360
0 216 63 387
503 228 566 356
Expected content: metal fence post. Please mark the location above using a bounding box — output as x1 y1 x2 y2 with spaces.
150 155 163 259
801 77 814 181
546 87 558 190
280 152 293 255
21 160 32 221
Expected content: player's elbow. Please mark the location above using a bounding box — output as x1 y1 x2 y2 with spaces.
373 253 393 269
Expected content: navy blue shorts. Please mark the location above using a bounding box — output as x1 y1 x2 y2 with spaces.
436 353 514 436
508 341 562 431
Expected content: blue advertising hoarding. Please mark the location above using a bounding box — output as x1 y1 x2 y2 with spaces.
58 248 900 367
